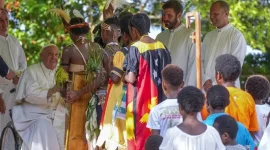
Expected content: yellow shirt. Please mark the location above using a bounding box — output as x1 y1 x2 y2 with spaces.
225 87 259 131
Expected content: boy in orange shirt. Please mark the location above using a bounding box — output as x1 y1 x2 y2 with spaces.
214 54 259 133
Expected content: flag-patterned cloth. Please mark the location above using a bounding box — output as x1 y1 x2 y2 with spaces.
124 40 171 150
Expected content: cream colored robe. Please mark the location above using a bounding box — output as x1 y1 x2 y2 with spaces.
13 63 67 150
156 24 196 86
202 23 247 88
0 34 27 133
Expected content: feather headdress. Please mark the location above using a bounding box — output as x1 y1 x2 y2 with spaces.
49 8 87 32
105 0 132 11
103 0 134 19
49 8 71 25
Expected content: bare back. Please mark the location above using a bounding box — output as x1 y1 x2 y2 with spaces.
61 40 91 72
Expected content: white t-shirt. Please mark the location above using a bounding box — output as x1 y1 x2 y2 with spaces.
254 104 270 145
258 123 270 150
159 125 226 150
146 99 202 137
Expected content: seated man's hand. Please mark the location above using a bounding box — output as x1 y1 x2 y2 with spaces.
12 76 19 85
66 90 80 104
5 69 15 80
59 88 67 98
0 95 6 114
47 86 61 99
203 79 213 92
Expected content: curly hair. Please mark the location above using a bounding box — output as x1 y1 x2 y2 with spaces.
69 17 90 35
162 64 183 90
178 86 204 113
215 54 241 82
207 85 230 110
145 135 163 150
245 75 270 101
214 115 238 140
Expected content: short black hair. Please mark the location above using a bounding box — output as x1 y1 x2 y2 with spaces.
129 13 151 35
215 54 241 82
119 12 133 20
178 86 204 113
245 75 270 101
207 85 230 110
162 64 184 90
214 115 238 140
104 17 120 29
120 13 132 35
162 0 184 15
212 0 230 12
145 135 163 150
69 17 90 35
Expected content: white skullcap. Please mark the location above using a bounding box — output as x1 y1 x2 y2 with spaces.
42 44 58 50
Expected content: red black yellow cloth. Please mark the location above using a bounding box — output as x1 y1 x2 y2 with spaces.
124 40 171 150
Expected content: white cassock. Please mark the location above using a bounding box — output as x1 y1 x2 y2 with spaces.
156 24 196 86
12 62 67 150
202 23 247 88
0 34 27 133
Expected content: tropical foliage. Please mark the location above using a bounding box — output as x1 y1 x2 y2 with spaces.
5 0 270 85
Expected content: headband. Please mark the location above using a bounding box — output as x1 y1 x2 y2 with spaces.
65 22 89 31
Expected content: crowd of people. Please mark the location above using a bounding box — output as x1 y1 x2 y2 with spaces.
0 0 269 150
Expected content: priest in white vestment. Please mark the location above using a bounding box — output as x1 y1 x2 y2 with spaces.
12 45 67 150
156 1 196 86
0 8 27 133
202 1 247 91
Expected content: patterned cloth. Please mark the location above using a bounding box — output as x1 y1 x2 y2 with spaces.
124 40 171 150
97 47 127 149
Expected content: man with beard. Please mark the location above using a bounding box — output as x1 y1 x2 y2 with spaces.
202 1 247 92
156 0 196 87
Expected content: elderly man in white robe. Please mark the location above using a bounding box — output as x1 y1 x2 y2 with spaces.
12 45 67 150
202 1 247 92
156 0 196 86
0 8 27 133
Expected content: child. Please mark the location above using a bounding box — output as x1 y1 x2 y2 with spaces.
203 85 255 149
160 86 225 150
214 115 249 150
146 65 201 137
245 75 270 145
215 54 259 132
144 135 163 150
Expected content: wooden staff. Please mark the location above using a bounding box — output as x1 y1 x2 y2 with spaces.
186 12 202 90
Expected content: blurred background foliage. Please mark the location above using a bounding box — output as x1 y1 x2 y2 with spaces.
4 0 270 88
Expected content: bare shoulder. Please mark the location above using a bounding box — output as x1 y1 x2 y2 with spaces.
63 44 75 53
